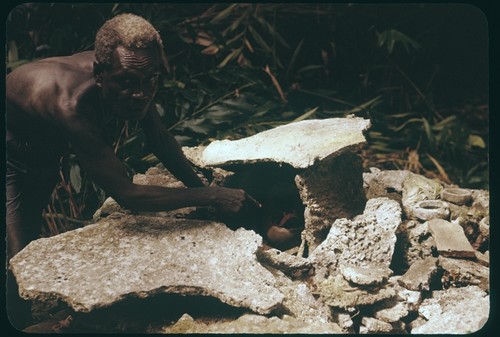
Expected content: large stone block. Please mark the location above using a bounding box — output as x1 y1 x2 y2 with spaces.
183 117 371 252
309 197 401 278
185 117 371 169
10 216 284 315
296 152 366 251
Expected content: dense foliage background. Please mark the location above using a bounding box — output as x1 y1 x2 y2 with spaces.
6 3 489 235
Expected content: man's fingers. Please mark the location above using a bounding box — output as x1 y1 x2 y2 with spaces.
246 193 262 208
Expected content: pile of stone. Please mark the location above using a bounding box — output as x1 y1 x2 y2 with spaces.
10 117 489 333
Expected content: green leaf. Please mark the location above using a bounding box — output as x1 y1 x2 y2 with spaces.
217 48 242 68
8 41 18 63
248 25 272 53
296 65 325 74
286 38 304 79
211 4 239 24
467 134 486 149
422 118 433 142
377 29 421 54
69 164 82 194
155 103 165 117
391 118 423 132
256 15 291 49
223 10 247 35
293 107 319 122
432 116 457 130
345 95 382 114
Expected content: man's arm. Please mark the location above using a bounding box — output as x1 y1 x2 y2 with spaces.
61 111 256 213
140 106 205 187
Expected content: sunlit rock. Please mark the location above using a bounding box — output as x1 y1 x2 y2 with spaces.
10 216 284 315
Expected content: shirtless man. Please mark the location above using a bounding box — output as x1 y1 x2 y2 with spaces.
6 13 258 329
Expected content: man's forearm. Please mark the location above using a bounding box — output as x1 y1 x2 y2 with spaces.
154 140 205 188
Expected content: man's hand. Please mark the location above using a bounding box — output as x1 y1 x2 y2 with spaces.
209 186 261 214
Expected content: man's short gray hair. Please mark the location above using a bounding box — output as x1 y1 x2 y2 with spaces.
95 13 165 66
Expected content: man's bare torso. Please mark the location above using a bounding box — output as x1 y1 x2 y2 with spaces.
6 51 103 166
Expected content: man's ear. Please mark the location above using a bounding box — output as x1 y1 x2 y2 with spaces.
93 61 103 86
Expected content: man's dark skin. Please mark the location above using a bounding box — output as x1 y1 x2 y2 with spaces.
6 46 260 260
6 44 260 329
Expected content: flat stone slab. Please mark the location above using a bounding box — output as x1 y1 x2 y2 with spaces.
428 218 475 258
398 257 438 291
185 117 370 169
10 216 284 314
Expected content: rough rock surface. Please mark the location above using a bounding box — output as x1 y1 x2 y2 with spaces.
296 152 366 251
401 172 444 219
10 216 284 315
397 257 438 291
363 168 410 202
161 312 343 334
309 197 401 278
275 280 333 324
340 263 393 286
412 286 489 334
373 301 409 323
316 274 396 309
256 248 313 279
359 316 393 333
438 256 489 292
392 220 435 271
184 117 371 169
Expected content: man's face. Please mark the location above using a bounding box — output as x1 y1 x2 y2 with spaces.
98 45 161 120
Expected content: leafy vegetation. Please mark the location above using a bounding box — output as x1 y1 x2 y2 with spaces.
6 3 489 234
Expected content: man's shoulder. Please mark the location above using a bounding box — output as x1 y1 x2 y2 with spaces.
9 51 95 78
38 51 95 71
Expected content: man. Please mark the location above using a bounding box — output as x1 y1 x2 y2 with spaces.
6 13 259 329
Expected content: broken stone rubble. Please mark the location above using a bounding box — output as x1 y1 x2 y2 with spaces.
309 197 401 280
10 117 490 333
413 286 489 334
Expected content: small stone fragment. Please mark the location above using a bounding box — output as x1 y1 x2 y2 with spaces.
373 302 409 323
340 263 393 287
256 248 312 279
359 316 393 333
428 218 476 258
316 274 396 309
441 187 472 205
475 251 489 267
398 257 438 291
438 256 489 292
